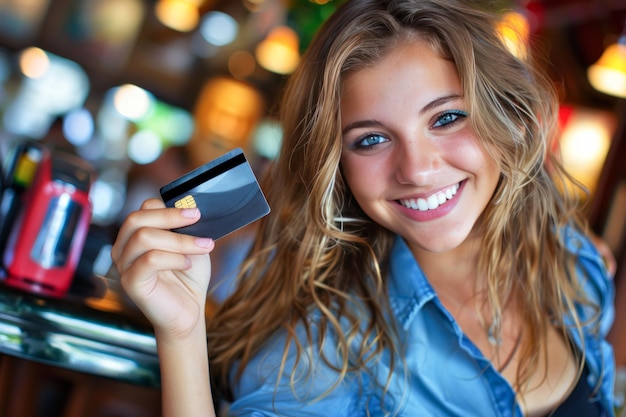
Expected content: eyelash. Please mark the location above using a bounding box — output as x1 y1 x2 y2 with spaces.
349 110 468 150
351 134 388 150
432 110 468 129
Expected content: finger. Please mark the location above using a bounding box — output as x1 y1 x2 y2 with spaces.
112 203 202 263
588 233 617 278
115 226 214 275
141 198 166 210
120 250 213 313
604 253 617 278
119 249 192 295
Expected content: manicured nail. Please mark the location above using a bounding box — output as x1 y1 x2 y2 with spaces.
181 208 199 218
195 238 213 248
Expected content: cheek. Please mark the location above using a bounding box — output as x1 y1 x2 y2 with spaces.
444 136 499 176
340 157 362 194
340 155 376 202
471 151 501 195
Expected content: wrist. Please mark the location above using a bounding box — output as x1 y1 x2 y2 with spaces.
154 316 207 348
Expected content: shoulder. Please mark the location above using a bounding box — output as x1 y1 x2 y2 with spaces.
560 225 615 336
560 226 613 298
560 226 616 413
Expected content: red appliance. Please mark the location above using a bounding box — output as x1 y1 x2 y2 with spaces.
2 151 93 298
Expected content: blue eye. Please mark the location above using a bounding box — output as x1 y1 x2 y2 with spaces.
352 134 388 149
433 110 467 128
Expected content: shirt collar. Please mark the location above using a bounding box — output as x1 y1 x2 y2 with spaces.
388 235 437 328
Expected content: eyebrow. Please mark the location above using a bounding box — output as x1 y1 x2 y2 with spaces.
341 93 463 135
341 119 384 135
419 94 463 116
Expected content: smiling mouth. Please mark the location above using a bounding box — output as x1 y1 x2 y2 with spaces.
398 182 460 211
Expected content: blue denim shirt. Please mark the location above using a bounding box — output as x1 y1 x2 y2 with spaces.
227 230 616 416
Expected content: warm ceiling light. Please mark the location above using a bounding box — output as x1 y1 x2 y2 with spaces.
497 10 530 59
588 33 626 99
255 26 300 75
155 0 200 32
188 77 264 166
558 108 615 196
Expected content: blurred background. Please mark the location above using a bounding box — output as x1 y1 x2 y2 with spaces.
0 0 342 233
0 0 624 244
0 0 625 416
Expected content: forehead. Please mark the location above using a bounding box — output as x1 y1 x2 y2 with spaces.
340 39 461 116
344 37 456 84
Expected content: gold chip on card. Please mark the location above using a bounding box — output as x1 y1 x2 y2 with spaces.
174 195 196 208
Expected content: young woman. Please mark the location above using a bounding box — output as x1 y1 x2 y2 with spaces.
111 0 616 415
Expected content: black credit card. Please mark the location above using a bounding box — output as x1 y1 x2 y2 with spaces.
160 148 270 240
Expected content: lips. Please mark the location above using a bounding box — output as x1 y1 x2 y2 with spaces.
398 182 460 211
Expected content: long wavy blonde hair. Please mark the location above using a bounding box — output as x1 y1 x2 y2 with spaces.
207 0 599 404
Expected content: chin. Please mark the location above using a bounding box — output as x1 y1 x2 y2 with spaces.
404 228 475 254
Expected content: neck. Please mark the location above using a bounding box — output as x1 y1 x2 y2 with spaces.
409 234 482 293
409 233 523 353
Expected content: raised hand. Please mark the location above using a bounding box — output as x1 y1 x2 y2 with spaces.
111 198 215 339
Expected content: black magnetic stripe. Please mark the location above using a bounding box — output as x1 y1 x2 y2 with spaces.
160 151 246 202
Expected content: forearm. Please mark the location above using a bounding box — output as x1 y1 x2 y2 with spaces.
156 321 216 417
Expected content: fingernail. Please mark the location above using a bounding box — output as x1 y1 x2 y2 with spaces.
195 238 213 248
181 208 199 218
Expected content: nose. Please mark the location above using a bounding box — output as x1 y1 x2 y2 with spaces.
394 138 439 186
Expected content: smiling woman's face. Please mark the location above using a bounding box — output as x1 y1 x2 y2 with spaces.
340 38 500 255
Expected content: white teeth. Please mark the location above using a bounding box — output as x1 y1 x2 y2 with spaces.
399 183 459 212
427 195 438 210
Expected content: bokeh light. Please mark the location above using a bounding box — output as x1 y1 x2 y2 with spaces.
255 26 300 74
112 84 154 121
200 11 238 47
127 130 162 165
63 108 95 147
